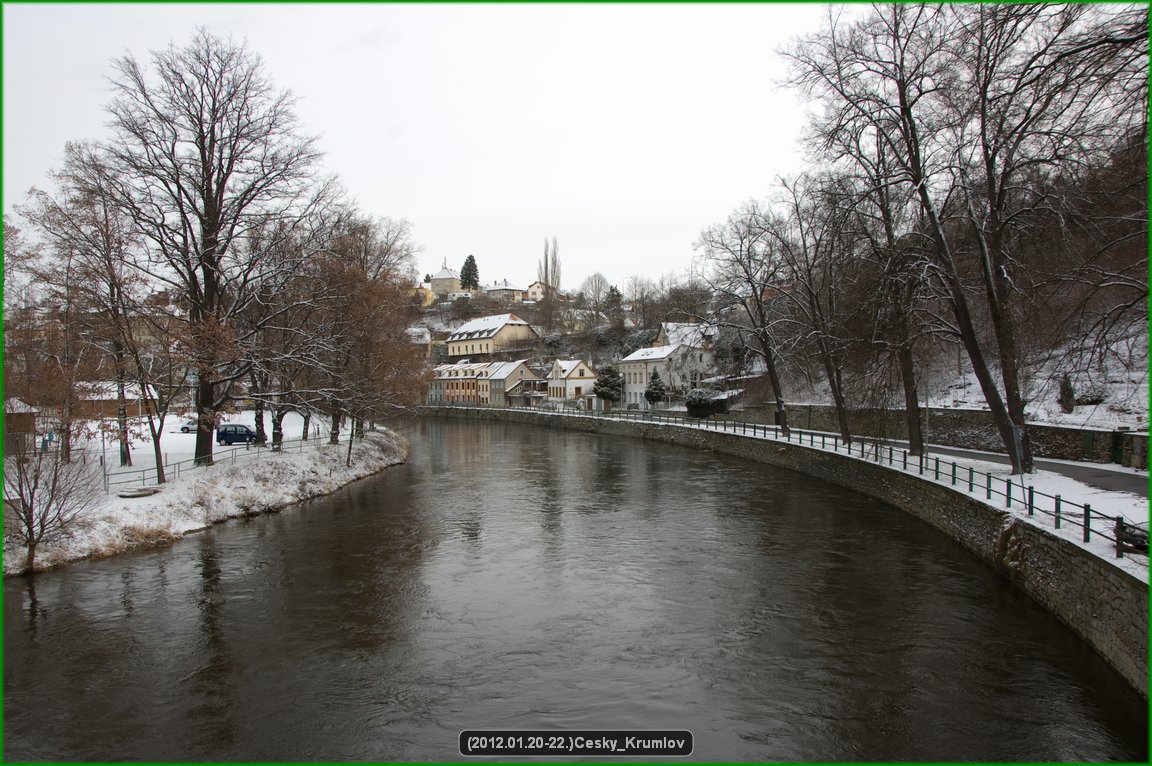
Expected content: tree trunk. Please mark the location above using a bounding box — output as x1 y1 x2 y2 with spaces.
818 336 851 444
194 373 215 465
757 335 789 434
301 411 311 441
253 400 267 445
329 409 341 445
141 393 167 484
115 355 132 467
25 541 37 575
271 409 286 448
897 342 925 457
911 161 1026 473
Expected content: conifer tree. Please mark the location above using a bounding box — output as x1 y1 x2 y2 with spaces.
644 369 666 406
460 254 480 290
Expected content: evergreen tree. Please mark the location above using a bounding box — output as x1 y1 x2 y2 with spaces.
1058 374 1077 414
460 254 480 290
605 285 624 329
593 365 623 403
644 369 666 406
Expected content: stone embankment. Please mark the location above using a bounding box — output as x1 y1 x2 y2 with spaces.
734 402 1148 467
429 406 1148 698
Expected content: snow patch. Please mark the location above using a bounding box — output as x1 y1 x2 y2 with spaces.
5 429 409 575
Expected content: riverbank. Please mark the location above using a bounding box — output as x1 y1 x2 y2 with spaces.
3 429 408 576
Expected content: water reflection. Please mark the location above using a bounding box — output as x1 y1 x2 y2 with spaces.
3 418 1147 761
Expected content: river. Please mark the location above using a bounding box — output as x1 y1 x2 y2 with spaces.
3 418 1146 761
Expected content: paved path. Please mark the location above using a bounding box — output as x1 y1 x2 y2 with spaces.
924 445 1148 498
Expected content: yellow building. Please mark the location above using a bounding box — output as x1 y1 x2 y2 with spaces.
446 314 538 358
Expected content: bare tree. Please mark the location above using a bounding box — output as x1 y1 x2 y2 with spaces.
4 441 102 573
754 175 859 443
20 143 148 468
101 29 334 464
695 200 792 433
625 275 660 330
787 3 1147 473
580 272 611 324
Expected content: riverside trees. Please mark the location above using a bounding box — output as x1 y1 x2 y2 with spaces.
696 4 1146 474
9 29 425 470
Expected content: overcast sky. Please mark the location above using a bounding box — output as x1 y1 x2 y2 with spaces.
4 3 830 292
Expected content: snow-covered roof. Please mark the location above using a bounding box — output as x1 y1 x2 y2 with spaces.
433 359 540 381
433 362 492 379
551 359 594 378
432 266 459 280
447 314 529 342
485 279 524 293
659 322 717 347
406 326 431 344
621 344 682 363
485 360 538 381
4 398 38 414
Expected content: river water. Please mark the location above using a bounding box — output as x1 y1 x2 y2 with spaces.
4 419 1147 761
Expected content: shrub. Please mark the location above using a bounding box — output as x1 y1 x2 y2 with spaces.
685 389 728 418
1057 374 1076 414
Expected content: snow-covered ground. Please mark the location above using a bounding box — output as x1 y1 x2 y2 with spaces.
4 411 408 575
785 333 1149 432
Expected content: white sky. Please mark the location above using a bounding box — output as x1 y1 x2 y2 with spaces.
3 3 830 291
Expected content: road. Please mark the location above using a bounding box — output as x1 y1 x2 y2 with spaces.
923 444 1148 498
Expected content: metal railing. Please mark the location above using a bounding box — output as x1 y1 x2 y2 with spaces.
101 434 347 491
427 403 1148 560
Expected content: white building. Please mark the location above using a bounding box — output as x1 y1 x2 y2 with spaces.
619 344 713 408
484 279 525 304
547 359 597 403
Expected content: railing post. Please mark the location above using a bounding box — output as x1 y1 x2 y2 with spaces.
934 457 939 480
951 462 956 486
918 454 924 475
985 472 991 500
1083 504 1091 543
968 467 974 492
1027 486 1034 516
1114 516 1125 558
1005 479 1012 508
1055 495 1062 528
902 451 906 470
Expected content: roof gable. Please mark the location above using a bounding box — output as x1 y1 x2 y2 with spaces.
446 313 531 342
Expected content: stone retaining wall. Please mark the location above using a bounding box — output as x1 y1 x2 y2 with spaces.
429 406 1148 697
731 403 1146 466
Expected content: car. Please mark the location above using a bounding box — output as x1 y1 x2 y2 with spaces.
179 419 199 433
216 424 257 446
